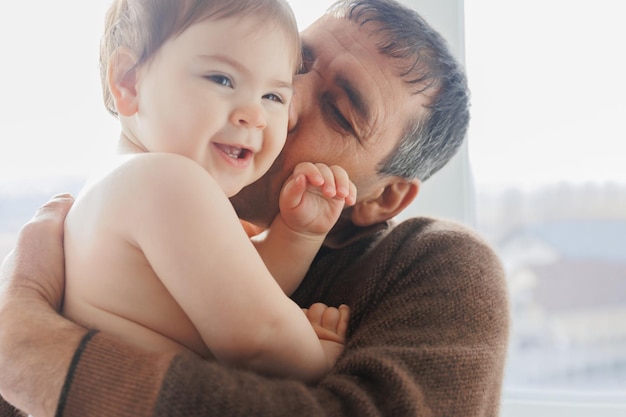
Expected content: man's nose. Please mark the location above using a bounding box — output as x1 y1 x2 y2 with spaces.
231 102 266 129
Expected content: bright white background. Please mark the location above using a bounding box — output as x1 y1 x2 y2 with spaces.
0 2 115 188
465 0 626 190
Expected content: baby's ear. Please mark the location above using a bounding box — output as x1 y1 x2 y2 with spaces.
108 47 140 116
351 179 420 226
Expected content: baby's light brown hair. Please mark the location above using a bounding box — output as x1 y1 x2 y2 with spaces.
100 0 300 116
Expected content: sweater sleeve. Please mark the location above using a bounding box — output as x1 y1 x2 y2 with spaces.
56 218 509 417
0 397 26 417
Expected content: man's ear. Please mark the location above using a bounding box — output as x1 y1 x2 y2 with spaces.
351 179 420 227
108 47 140 116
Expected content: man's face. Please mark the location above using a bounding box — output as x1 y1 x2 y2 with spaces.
231 14 429 226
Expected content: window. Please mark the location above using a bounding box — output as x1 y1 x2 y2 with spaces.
0 1 116 258
463 0 626 413
390 0 626 414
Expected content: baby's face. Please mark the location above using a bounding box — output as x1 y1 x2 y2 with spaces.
129 15 295 197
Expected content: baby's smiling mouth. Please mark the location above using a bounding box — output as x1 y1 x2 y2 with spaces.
214 143 253 159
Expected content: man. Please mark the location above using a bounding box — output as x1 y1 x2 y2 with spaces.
0 1 509 416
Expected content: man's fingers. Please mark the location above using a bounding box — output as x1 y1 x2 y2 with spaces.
15 193 74 262
31 194 75 224
2 194 75 311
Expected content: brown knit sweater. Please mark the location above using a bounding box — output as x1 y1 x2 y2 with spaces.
2 217 509 417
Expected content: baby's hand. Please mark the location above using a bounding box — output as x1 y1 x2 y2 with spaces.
279 162 356 236
302 303 350 369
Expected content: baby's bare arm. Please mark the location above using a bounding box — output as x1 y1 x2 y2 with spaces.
254 163 356 295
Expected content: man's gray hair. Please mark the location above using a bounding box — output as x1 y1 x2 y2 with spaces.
330 0 470 181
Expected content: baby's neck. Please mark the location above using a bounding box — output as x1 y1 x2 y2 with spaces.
117 133 145 155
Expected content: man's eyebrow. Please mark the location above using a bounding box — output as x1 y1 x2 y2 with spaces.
336 75 370 124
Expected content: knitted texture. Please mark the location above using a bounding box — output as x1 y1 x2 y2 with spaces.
0 400 25 417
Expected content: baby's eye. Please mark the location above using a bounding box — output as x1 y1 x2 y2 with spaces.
263 93 284 104
206 74 234 88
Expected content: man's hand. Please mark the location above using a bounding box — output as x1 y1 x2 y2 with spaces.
0 193 73 311
279 162 356 236
0 194 85 417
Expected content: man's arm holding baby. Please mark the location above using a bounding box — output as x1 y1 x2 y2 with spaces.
0 195 84 417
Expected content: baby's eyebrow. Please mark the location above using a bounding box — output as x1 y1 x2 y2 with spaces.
198 54 249 75
271 79 293 91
